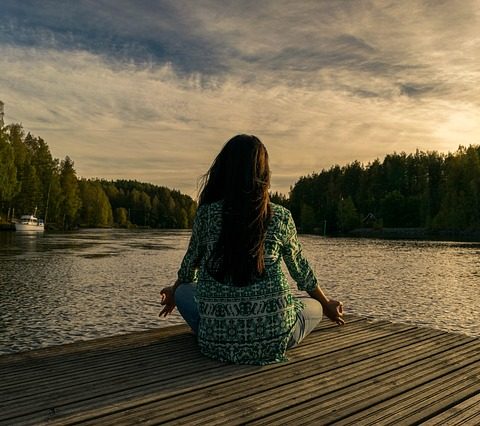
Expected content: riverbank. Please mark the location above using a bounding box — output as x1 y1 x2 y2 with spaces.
1 317 478 425
0 223 181 232
346 227 480 242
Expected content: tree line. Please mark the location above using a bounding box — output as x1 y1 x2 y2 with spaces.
0 123 196 229
286 146 480 234
2 119 479 234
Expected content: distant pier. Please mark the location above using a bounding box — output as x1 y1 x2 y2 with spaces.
1 316 479 425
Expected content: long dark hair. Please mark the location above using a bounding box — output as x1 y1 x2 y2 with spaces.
198 134 272 286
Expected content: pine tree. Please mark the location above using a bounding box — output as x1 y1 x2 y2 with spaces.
0 128 17 215
60 156 81 229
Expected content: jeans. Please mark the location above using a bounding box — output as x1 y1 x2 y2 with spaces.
174 283 201 334
174 283 323 348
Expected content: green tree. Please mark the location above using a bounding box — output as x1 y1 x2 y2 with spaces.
381 190 405 227
60 156 81 229
29 136 57 218
433 146 480 230
79 180 113 227
15 160 42 215
176 207 189 228
115 207 129 227
0 129 17 214
337 197 361 232
186 201 197 227
127 189 151 226
45 170 62 226
300 202 316 233
341 161 363 204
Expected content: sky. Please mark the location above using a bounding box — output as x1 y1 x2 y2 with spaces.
1 0 480 197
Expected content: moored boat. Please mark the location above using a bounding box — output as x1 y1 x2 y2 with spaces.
15 214 45 232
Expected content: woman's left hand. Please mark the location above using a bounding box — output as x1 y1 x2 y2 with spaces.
159 286 176 317
323 299 345 325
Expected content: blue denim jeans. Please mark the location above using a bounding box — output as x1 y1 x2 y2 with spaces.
174 283 201 334
174 283 323 348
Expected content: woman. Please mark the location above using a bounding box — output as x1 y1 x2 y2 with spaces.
160 134 344 365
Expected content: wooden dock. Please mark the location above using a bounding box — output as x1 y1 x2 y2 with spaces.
1 316 479 425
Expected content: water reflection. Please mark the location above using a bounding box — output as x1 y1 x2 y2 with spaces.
0 231 479 354
299 237 480 337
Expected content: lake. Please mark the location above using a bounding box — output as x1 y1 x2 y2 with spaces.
0 229 479 354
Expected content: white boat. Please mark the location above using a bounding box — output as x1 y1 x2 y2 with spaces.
15 213 45 232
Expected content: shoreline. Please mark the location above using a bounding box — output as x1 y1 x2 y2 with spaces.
299 227 480 242
3 223 480 242
347 227 480 242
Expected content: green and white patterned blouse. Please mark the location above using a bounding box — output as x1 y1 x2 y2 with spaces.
177 201 318 365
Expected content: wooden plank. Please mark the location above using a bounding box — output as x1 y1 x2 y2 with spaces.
0 323 394 425
0 316 365 383
0 324 191 366
0 331 194 378
1 315 362 369
330 362 480 425
233 339 479 426
257 342 479 425
0 356 223 421
1 338 201 397
44 332 464 426
71 332 467 425
250 340 480 426
0 320 373 413
1 318 477 426
314 316 365 330
3 323 422 425
0 315 362 364
0 318 378 397
77 328 429 425
422 393 480 425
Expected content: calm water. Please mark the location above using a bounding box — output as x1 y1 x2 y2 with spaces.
0 230 479 354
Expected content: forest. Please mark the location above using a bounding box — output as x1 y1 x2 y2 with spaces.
2 119 480 234
0 123 196 229
286 145 480 234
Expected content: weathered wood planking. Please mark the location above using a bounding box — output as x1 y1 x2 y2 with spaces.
0 316 478 426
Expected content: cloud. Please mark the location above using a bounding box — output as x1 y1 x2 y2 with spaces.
1 1 480 196
398 83 436 98
0 0 230 74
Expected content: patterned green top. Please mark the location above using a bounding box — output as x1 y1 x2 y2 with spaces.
177 201 318 365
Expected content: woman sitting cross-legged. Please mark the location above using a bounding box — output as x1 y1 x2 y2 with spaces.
159 134 344 365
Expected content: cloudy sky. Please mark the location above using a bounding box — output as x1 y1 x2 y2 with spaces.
1 1 479 196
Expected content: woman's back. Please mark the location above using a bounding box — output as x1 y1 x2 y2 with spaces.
178 200 318 364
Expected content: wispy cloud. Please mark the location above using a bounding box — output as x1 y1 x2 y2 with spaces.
1 1 480 195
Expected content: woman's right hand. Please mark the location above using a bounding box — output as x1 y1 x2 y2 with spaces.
159 286 176 317
323 299 345 325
